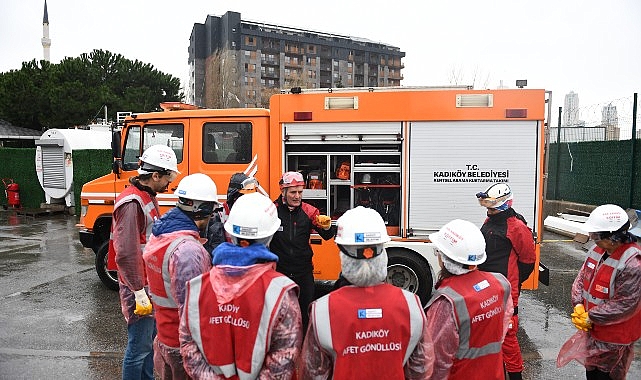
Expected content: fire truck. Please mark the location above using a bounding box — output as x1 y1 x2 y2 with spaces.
78 86 551 303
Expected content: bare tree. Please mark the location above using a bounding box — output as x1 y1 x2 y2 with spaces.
448 65 492 89
259 87 280 108
204 48 241 108
284 69 314 90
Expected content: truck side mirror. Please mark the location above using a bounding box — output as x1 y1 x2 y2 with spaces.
111 130 121 158
111 131 122 176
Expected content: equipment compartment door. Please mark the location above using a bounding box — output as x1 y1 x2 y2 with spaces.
407 120 541 233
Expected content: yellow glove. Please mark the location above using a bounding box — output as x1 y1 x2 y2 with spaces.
572 304 586 315
133 289 153 316
316 215 332 230
571 304 591 331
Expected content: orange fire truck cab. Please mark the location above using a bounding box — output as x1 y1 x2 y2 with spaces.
78 86 550 303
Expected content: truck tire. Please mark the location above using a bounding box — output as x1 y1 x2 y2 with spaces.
386 249 433 305
95 241 119 291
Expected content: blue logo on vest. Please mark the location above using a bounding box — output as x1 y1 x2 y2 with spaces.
358 308 383 319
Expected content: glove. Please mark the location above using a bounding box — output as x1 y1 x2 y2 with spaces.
571 304 591 331
133 289 153 316
316 215 332 230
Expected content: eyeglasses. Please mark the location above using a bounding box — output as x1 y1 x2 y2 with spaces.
476 192 500 208
589 232 611 241
164 171 178 182
238 177 258 194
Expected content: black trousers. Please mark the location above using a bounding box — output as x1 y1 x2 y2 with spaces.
586 368 612 380
284 271 315 333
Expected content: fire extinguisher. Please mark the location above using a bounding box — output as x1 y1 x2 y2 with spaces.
2 178 20 208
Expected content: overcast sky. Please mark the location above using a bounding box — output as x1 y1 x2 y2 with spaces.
1 0 640 114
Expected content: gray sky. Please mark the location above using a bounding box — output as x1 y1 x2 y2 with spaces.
1 0 640 113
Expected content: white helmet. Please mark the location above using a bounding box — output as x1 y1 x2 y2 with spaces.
335 206 390 259
583 204 628 233
175 173 219 219
224 192 280 240
429 219 486 266
138 144 180 174
174 173 218 202
476 183 512 209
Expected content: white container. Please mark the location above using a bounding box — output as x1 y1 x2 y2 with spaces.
35 128 112 207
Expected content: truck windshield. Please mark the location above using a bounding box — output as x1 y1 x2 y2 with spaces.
121 124 184 171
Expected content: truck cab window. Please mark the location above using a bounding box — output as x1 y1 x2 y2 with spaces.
203 122 252 164
121 124 184 171
122 126 141 170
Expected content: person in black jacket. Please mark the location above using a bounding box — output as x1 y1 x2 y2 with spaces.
270 171 336 331
475 182 536 380
203 173 258 254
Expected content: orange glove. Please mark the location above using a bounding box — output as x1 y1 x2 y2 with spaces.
133 289 153 316
316 215 332 230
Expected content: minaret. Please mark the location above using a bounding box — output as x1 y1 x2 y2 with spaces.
41 0 51 62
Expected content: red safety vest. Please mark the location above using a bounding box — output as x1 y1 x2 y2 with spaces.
144 233 201 348
183 267 296 380
428 271 511 379
311 283 425 379
580 243 641 345
108 185 160 272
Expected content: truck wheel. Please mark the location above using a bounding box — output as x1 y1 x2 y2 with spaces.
95 242 119 291
386 249 433 305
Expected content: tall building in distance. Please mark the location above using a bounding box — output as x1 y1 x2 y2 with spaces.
41 0 51 62
601 103 620 141
563 91 580 126
188 11 405 107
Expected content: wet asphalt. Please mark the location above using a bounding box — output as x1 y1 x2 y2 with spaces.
0 209 639 380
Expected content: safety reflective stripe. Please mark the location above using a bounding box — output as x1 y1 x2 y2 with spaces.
584 247 639 305
312 296 335 359
402 291 425 364
439 273 509 359
114 193 158 241
186 273 295 379
240 275 294 380
148 236 197 308
186 276 210 372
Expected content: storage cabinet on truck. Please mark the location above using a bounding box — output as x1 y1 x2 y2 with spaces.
285 147 402 235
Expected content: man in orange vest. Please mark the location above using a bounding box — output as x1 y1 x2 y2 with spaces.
143 173 219 379
557 204 641 380
300 206 434 379
111 144 179 380
424 219 513 379
180 192 302 379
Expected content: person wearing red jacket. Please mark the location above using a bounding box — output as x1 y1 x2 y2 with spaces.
557 204 641 380
112 144 179 380
475 183 535 380
424 219 513 379
180 192 302 379
300 206 434 379
143 173 219 379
